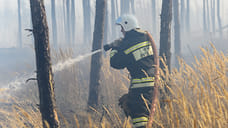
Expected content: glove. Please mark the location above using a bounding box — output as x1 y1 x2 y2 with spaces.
104 44 111 51
104 38 123 51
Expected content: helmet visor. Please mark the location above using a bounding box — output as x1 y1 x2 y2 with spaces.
115 17 122 25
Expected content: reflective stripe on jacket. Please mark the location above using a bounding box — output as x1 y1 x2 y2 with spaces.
131 77 155 89
132 116 148 128
110 28 155 88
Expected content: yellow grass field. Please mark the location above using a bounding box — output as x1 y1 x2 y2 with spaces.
0 45 227 128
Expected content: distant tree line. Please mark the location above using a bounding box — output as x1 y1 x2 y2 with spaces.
17 0 224 48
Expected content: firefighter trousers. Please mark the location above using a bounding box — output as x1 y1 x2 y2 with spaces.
119 87 154 128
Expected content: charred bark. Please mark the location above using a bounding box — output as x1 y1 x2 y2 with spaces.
159 0 172 71
88 0 107 108
29 0 59 127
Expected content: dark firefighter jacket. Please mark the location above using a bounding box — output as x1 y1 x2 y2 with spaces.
110 28 155 89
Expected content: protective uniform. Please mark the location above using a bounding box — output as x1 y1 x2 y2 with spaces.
108 28 156 128
104 14 156 128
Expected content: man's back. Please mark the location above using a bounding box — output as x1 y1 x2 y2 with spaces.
110 28 155 80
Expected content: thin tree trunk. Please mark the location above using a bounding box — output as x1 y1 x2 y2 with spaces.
66 0 71 44
173 0 181 68
121 0 130 15
17 0 22 48
63 0 67 43
130 0 135 14
104 1 109 45
120 0 124 15
51 0 57 47
186 0 190 33
206 0 211 32
152 0 157 35
111 0 116 38
83 0 92 43
115 0 119 16
88 0 107 108
203 0 207 33
159 0 172 71
115 0 120 37
180 0 185 32
71 0 76 44
211 0 215 33
29 0 59 127
217 0 222 36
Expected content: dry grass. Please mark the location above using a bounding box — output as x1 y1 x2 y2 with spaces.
155 44 228 128
0 96 42 127
0 45 227 128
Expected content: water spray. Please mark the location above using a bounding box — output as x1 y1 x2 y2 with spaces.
53 49 102 72
0 49 102 92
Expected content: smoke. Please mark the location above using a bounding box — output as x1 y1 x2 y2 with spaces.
0 49 102 93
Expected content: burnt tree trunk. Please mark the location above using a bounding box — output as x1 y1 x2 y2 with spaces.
51 0 57 47
29 0 60 127
88 0 107 108
17 0 22 48
173 0 181 68
159 0 172 71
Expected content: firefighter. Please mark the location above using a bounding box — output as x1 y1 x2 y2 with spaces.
104 14 158 128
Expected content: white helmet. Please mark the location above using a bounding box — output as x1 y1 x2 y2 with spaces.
115 14 139 32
